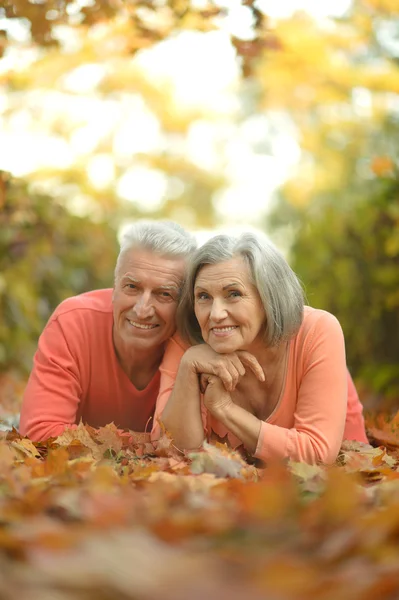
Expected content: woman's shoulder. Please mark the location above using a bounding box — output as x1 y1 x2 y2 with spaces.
290 306 345 374
296 306 344 346
301 305 342 330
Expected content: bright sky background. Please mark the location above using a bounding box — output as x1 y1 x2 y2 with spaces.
0 0 352 227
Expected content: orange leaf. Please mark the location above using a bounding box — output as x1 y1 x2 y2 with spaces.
371 156 395 177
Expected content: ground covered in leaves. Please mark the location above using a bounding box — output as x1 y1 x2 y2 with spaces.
1 412 399 600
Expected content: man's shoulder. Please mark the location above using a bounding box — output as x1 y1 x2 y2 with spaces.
167 332 190 353
160 332 190 374
51 289 113 323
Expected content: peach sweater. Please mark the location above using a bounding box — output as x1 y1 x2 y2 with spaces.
20 289 160 441
153 307 368 463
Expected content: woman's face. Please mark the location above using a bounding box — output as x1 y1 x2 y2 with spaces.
193 256 266 353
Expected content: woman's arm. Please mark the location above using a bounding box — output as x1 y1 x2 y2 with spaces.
159 344 265 450
202 374 261 453
161 355 206 449
256 311 347 464
203 311 348 465
344 370 368 443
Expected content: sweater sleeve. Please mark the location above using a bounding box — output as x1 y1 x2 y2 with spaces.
19 318 82 441
344 370 368 443
255 311 347 465
151 335 187 441
151 335 208 442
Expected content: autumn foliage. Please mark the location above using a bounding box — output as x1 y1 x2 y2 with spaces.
2 1 399 594
0 419 398 598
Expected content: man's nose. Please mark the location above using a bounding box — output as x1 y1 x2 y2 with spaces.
210 299 227 321
134 293 155 319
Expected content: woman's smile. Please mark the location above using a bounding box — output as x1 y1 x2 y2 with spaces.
194 256 266 353
210 325 238 337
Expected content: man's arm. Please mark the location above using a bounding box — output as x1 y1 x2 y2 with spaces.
20 318 82 441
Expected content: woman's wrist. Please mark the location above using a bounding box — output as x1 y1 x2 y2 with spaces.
180 354 201 379
207 397 234 420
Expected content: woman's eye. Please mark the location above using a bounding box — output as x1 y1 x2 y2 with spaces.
196 292 209 301
126 284 137 290
228 290 242 298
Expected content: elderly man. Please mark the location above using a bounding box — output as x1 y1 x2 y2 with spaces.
19 220 196 441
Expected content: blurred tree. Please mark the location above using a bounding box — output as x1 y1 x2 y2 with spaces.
0 171 118 373
255 1 399 398
0 0 267 378
0 1 223 54
4 0 399 398
0 1 270 230
0 19 226 229
270 170 399 402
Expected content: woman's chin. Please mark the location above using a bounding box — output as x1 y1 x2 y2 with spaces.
209 339 241 353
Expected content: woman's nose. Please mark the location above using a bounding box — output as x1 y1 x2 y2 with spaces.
210 299 227 321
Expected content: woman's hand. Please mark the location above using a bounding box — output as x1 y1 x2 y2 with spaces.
182 344 264 392
200 373 262 455
201 373 234 416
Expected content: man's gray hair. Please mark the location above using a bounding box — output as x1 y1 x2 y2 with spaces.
178 231 304 347
115 220 197 279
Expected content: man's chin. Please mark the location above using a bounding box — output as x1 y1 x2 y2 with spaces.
126 332 169 351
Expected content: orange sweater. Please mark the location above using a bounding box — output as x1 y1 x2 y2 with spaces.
20 289 160 441
153 307 368 463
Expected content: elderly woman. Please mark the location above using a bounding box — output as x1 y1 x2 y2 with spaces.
154 232 367 465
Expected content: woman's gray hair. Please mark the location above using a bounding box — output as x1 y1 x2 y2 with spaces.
178 231 304 347
115 220 197 279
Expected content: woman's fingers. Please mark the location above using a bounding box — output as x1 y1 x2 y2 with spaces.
236 351 265 382
211 361 239 391
199 373 210 394
214 356 246 391
185 344 262 390
191 356 239 391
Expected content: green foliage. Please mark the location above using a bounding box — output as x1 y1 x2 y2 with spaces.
260 1 399 401
275 174 399 399
0 172 118 373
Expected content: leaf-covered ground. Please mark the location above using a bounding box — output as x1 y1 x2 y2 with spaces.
1 410 399 600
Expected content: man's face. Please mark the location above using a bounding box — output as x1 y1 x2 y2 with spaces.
112 249 186 355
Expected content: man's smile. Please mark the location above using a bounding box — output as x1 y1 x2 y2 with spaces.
127 319 159 330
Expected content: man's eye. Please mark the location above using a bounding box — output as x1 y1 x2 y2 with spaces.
126 284 137 290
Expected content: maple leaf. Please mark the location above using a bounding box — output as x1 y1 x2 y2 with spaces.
95 423 123 455
189 442 248 479
55 422 104 461
340 444 397 470
10 438 41 459
0 441 17 468
147 471 220 492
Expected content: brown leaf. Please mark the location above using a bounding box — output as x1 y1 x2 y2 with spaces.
95 423 123 454
55 423 104 461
